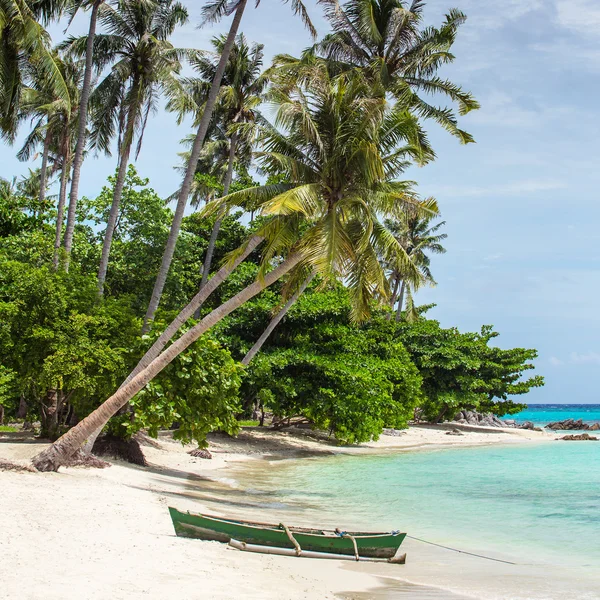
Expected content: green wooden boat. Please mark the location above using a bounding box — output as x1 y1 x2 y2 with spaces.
168 507 406 559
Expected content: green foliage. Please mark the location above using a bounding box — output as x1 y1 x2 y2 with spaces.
228 285 423 443
392 319 544 421
123 330 243 447
0 256 140 431
0 364 17 419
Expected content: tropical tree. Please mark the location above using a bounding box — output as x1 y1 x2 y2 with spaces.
189 34 266 294
18 54 83 268
387 208 446 320
62 0 104 271
62 0 190 295
142 0 317 331
32 62 435 471
0 0 69 141
309 0 480 141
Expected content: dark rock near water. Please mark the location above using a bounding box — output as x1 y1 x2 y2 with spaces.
546 419 599 431
454 410 509 428
558 433 598 441
454 410 534 429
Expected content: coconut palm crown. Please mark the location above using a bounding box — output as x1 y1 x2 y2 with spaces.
297 0 480 143
204 61 437 321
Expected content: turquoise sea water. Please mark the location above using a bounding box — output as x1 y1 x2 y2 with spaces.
508 403 600 427
237 442 600 569
226 405 600 597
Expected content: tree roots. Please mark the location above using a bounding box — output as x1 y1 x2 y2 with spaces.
93 435 148 466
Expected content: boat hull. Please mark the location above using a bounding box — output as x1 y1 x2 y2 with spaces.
168 507 406 558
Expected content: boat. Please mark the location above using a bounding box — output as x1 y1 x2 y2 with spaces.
168 507 406 561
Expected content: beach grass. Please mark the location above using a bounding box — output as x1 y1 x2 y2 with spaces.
238 420 260 427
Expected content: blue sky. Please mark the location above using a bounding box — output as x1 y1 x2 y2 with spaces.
2 0 599 404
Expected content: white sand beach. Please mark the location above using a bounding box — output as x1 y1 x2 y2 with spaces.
4 425 596 600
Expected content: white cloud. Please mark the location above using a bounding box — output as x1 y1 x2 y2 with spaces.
549 357 564 367
569 352 600 365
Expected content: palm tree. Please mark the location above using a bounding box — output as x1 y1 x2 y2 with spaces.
387 208 447 320
286 0 479 142
63 0 190 295
142 0 317 331
0 0 70 142
62 0 104 272
192 34 266 294
17 54 83 267
31 63 434 471
167 33 266 321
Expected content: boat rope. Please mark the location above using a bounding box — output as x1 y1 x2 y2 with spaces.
280 523 302 556
406 535 518 565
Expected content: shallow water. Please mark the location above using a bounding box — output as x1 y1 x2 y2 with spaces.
225 441 600 599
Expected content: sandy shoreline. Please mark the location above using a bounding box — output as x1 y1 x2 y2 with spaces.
1 424 576 600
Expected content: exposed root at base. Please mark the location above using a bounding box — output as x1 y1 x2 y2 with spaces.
64 449 111 469
93 435 148 466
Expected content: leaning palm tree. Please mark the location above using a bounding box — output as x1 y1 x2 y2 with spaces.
0 0 70 141
192 34 266 293
166 33 267 319
32 64 432 471
142 0 317 331
282 0 479 142
387 208 447 320
62 0 190 295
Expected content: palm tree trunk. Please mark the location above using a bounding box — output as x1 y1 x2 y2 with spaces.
97 94 137 296
63 0 102 272
386 273 400 321
32 251 301 471
142 0 248 333
242 272 314 366
53 146 71 270
195 132 238 319
38 125 51 207
80 233 264 454
395 280 406 322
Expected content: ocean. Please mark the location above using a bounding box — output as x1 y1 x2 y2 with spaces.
509 403 600 427
225 405 600 599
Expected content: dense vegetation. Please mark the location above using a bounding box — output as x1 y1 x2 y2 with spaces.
0 0 543 468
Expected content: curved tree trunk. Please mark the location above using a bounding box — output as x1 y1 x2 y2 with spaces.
63 0 102 272
195 132 238 318
38 125 51 207
53 146 71 270
81 234 264 454
242 272 314 366
395 280 406 322
32 251 301 472
142 0 248 333
96 98 136 296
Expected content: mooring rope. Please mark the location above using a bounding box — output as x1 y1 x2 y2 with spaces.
406 535 518 565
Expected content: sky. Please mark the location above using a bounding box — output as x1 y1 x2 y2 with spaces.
2 0 599 404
